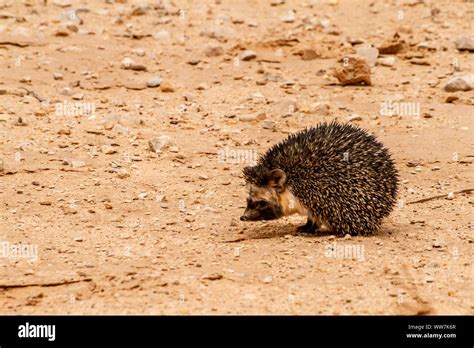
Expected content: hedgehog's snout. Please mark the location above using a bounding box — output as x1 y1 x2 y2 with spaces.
240 208 258 221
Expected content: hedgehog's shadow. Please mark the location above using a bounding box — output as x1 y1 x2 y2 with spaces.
243 223 398 240
243 223 333 240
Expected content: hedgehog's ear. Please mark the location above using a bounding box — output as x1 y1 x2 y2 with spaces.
267 169 286 192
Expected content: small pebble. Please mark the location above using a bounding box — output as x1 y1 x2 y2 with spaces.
160 82 176 92
117 169 130 179
101 145 117 155
53 72 64 80
71 160 86 169
121 57 134 69
347 114 362 122
378 56 396 67
146 76 162 88
455 36 474 52
263 276 273 284
153 30 171 41
240 50 257 61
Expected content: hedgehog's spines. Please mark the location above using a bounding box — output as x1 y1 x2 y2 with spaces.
244 121 399 236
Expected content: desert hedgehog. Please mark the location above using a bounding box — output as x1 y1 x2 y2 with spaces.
240 121 399 236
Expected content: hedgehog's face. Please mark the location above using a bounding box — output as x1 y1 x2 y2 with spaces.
240 168 286 221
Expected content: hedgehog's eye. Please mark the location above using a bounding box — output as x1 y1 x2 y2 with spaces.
256 200 269 209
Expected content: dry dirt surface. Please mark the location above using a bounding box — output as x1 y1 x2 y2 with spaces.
0 0 473 315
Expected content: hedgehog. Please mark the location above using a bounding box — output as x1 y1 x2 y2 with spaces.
240 121 399 236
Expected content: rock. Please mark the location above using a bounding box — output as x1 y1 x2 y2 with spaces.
112 124 129 133
104 202 113 209
272 97 299 117
154 195 166 205
347 114 362 122
323 26 341 35
263 276 273 284
271 0 285 5
129 64 147 71
185 216 195 222
356 47 379 67
197 82 209 90
424 275 434 283
198 174 209 180
455 36 474 52
138 192 148 200
262 120 276 130
39 200 52 206
146 76 162 88
308 101 330 116
347 36 364 45
444 74 474 92
281 10 295 23
101 145 116 155
240 50 257 61
0 158 4 172
54 28 69 37
445 95 459 103
377 35 404 54
344 234 351 239
15 116 27 126
296 48 319 60
121 57 134 69
153 30 171 41
410 59 430 66
416 41 437 51
204 44 224 57
130 5 148 16
148 135 173 153
333 56 372 86
61 87 72 96
446 192 454 200
132 48 146 56
72 93 84 100
378 56 396 67
53 72 64 80
239 115 257 122
20 76 31 83
52 0 71 7
203 273 223 281
66 23 78 32
160 82 175 93
71 160 86 169
58 128 71 135
201 26 236 40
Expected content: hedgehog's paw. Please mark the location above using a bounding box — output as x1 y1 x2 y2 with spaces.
296 218 318 234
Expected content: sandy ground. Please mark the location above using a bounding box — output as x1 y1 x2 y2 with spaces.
0 0 473 315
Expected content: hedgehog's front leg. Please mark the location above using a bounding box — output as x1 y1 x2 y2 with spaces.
296 218 318 234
